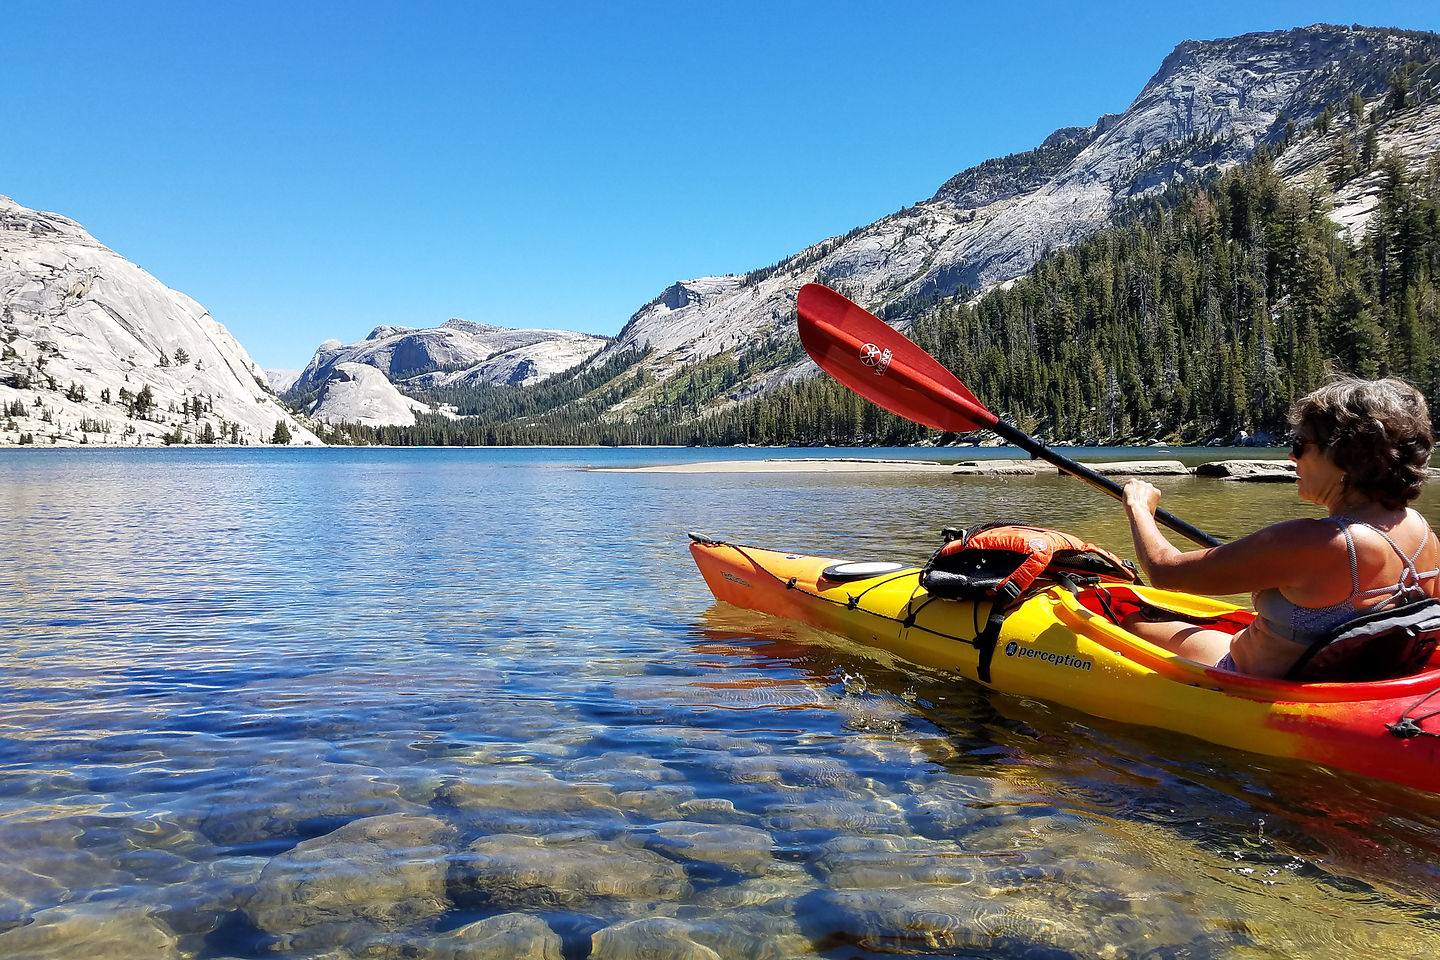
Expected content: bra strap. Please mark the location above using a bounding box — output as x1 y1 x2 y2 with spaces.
1346 515 1436 603
1333 517 1363 599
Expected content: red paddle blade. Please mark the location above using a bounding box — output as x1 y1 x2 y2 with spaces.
796 284 998 433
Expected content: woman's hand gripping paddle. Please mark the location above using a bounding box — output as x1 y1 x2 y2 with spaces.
796 283 1221 548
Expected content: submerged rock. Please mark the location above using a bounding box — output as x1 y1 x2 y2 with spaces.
199 760 425 848
615 785 698 821
410 912 564 960
434 768 629 836
675 797 754 825
0 902 181 960
811 835 978 889
564 751 687 786
800 886 1057 956
0 863 65 931
591 918 721 960
770 797 910 836
590 912 818 960
642 821 777 877
450 833 692 910
0 810 134 899
242 813 456 952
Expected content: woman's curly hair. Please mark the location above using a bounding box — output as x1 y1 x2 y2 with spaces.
1291 377 1434 508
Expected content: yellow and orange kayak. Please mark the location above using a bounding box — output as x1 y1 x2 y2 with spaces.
690 536 1440 793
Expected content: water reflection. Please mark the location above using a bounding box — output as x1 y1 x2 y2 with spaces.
2 448 1439 958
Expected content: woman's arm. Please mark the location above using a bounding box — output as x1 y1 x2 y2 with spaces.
1122 479 1333 596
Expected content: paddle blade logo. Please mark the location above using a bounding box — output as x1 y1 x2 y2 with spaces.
859 343 892 376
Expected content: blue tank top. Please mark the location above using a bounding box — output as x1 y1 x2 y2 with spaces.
1253 515 1438 645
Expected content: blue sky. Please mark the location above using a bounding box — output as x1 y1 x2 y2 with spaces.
2 2 1433 369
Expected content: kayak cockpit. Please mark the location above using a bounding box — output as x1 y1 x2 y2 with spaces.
1052 583 1440 698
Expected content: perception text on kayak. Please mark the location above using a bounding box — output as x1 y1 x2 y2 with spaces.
1004 641 1093 671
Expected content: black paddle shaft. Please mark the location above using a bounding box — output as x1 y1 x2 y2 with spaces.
990 420 1224 549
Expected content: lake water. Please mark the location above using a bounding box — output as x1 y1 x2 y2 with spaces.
2 446 1440 959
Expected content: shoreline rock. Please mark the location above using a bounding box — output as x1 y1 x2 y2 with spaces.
1084 460 1191 476
1195 460 1298 482
951 459 1053 475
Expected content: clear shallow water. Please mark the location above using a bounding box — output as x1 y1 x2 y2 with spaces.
2 446 1439 959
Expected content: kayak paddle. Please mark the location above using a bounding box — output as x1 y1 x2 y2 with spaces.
795 283 1222 548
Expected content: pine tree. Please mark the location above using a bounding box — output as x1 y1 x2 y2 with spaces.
1389 69 1411 112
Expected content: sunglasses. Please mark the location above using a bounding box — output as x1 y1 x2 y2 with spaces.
1290 434 1317 458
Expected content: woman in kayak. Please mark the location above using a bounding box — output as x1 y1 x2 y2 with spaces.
1120 376 1439 678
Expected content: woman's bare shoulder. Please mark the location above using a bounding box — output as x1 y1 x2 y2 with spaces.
1235 516 1345 551
1404 507 1438 534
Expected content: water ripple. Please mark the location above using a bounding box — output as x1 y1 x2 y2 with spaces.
1 448 1439 957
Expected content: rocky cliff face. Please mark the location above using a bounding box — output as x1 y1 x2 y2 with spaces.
307 362 424 428
289 318 607 422
1275 94 1440 237
0 195 318 446
593 25 1439 391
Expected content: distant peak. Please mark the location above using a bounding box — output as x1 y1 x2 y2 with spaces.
440 317 503 334
1041 126 1092 149
366 324 416 340
655 281 700 312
